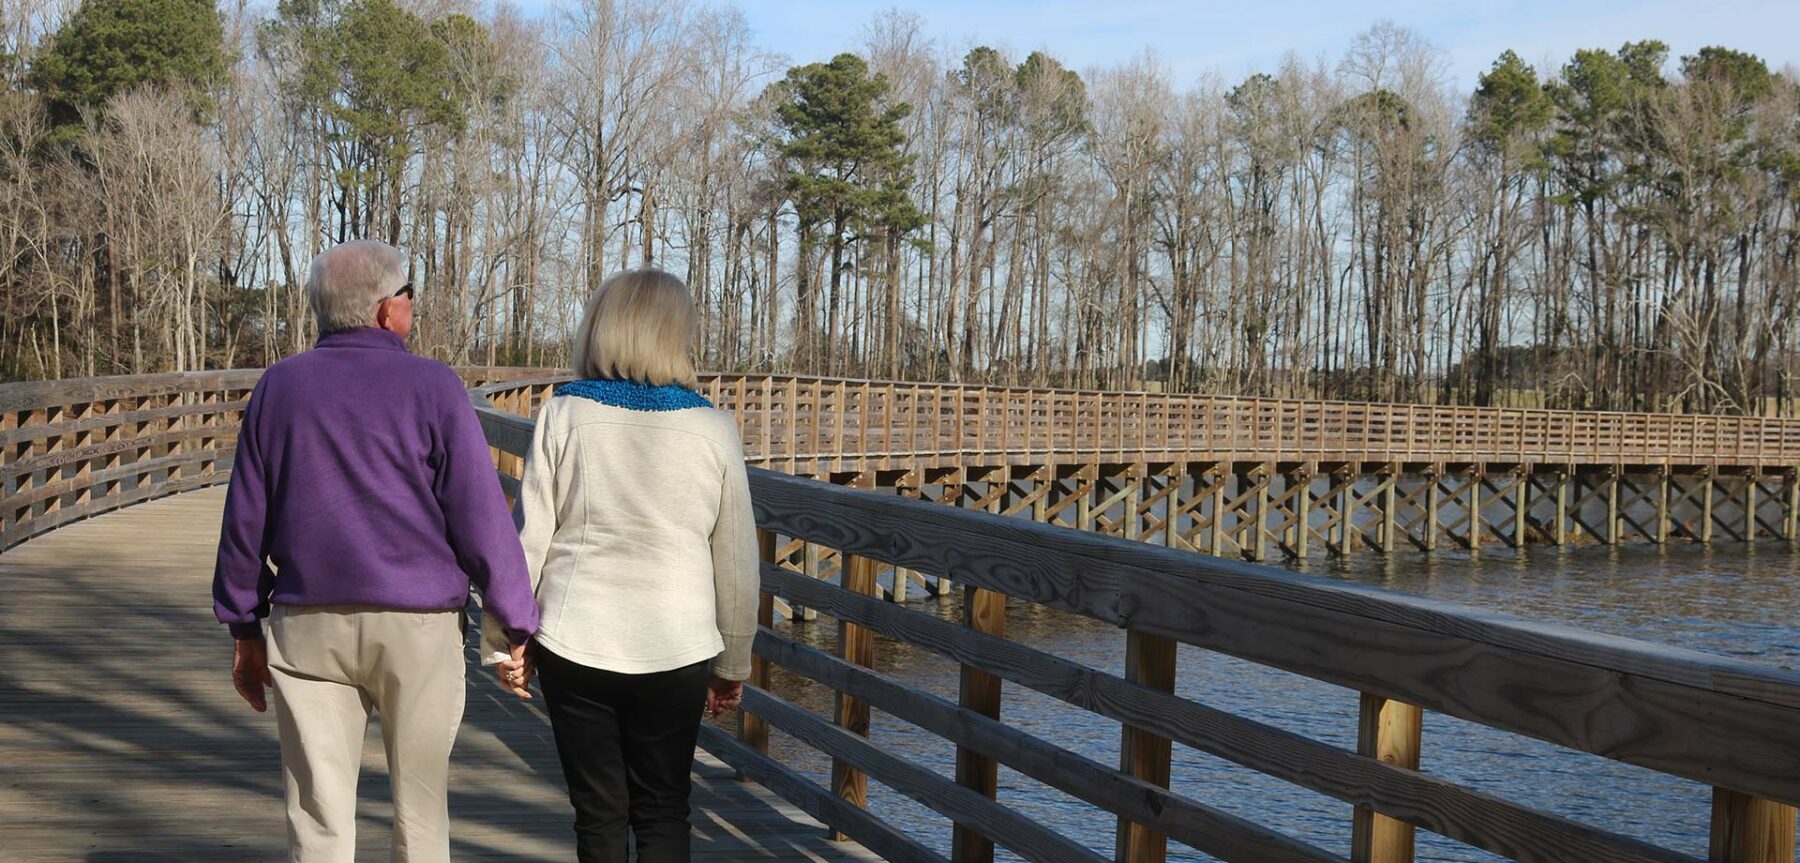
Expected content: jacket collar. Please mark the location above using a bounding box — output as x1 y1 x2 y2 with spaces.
316 327 408 353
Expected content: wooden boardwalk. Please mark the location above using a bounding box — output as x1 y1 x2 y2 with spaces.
0 487 878 863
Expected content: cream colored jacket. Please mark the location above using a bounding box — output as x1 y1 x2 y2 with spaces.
480 391 759 680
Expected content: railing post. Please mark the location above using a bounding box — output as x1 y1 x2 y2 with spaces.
952 582 1006 863
1709 789 1797 863
829 553 879 841
1115 630 1176 863
1351 694 1422 863
738 529 777 777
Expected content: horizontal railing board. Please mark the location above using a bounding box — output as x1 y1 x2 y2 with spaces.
0 398 247 449
761 564 1703 863
695 726 949 863
1 424 240 488
0 471 228 550
0 371 261 412
741 686 1107 863
743 469 1800 807
755 626 1346 863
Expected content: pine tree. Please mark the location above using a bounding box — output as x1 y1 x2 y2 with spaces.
770 53 919 372
28 0 227 140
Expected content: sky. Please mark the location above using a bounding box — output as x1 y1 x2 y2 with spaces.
511 0 1800 92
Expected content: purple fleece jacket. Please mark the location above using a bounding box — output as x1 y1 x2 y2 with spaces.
211 328 539 643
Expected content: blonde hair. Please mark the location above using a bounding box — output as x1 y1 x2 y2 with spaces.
307 240 407 334
572 268 699 388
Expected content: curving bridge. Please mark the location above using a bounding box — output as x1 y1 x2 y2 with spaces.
0 368 1797 863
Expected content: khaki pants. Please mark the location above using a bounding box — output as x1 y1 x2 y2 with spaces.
266 605 467 863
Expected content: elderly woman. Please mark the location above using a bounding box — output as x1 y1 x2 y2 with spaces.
482 268 758 863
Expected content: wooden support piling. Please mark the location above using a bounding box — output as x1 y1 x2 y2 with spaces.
1253 464 1270 562
1657 471 1671 544
1554 472 1568 546
1380 466 1397 554
1513 468 1529 546
1469 470 1483 552
1702 473 1716 544
1606 471 1621 545
1744 475 1757 542
1209 468 1226 556
1786 471 1800 542
1303 472 1317 562
799 542 820 621
1425 472 1439 552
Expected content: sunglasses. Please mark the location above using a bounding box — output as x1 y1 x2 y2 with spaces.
392 282 414 301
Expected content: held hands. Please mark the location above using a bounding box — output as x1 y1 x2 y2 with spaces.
705 675 743 719
232 637 275 712
497 640 535 700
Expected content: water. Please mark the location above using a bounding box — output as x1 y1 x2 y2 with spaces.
745 541 1800 862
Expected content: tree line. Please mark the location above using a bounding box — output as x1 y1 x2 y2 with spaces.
3 0 1799 415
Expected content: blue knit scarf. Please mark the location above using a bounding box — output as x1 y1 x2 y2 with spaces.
555 377 713 411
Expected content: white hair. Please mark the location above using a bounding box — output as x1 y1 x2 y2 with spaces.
306 240 407 334
572 268 699 388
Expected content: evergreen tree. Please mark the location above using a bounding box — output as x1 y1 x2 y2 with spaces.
28 0 227 139
260 0 462 241
771 53 918 371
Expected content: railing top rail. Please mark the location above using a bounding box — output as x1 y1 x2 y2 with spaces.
0 369 264 412
696 372 1800 427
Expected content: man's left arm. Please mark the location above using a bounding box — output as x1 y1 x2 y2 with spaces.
432 375 540 647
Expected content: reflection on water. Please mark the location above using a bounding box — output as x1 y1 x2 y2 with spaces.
747 541 1800 862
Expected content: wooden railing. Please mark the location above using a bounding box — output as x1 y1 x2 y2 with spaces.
0 370 261 551
473 378 1800 863
697 374 1800 471
0 366 547 552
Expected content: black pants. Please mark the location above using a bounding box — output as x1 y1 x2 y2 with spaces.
537 646 710 863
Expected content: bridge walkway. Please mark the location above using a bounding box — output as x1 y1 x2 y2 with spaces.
0 487 874 863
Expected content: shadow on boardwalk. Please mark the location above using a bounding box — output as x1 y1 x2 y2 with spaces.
0 488 872 862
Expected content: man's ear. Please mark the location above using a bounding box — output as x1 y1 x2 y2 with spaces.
374 299 392 331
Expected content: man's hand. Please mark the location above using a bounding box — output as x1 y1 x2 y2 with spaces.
497 640 534 700
232 637 274 712
705 676 743 719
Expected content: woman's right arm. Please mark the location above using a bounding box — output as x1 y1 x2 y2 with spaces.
708 429 759 683
481 399 560 665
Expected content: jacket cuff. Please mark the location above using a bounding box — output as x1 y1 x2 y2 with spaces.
228 620 264 640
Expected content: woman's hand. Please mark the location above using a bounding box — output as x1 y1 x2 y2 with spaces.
497 640 535 700
705 675 743 718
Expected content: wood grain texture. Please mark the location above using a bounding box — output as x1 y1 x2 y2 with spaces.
1351 695 1423 863
1710 789 1798 863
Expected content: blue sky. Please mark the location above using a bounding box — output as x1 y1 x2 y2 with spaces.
511 0 1799 91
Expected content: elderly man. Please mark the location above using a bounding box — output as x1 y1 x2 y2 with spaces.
212 239 539 862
